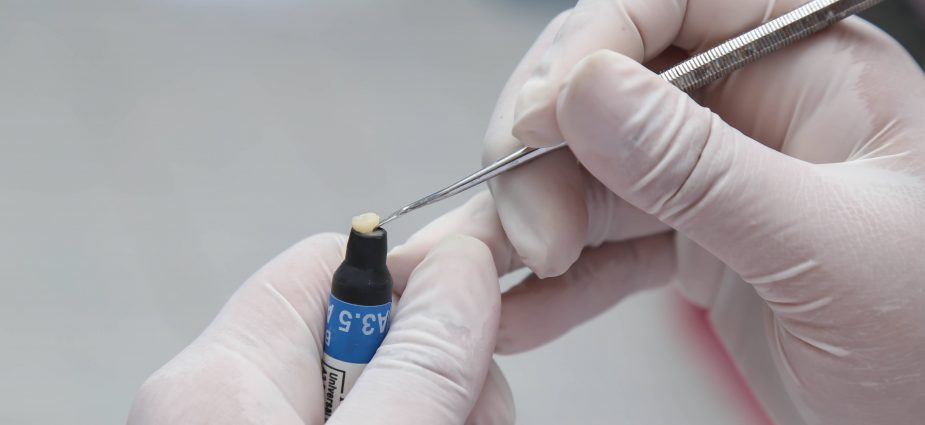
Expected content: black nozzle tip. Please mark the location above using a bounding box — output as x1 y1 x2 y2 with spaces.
344 227 388 270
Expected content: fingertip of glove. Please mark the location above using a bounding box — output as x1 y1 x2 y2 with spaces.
494 196 584 279
298 232 348 250
557 50 670 162
515 230 581 279
419 235 498 283
283 232 348 265
512 78 565 148
562 50 638 103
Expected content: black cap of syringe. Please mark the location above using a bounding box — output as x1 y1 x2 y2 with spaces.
331 227 393 306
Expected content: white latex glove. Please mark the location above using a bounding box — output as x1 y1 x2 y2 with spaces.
391 2 925 424
127 234 514 425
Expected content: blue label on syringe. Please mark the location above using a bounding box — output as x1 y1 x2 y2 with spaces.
323 295 391 364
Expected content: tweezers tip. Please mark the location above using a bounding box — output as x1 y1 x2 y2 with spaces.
377 211 400 227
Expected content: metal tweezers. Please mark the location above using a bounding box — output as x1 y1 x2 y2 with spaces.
378 0 885 226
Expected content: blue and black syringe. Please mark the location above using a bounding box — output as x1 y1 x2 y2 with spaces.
321 218 392 420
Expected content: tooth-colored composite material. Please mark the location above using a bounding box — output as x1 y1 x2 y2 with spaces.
351 213 380 233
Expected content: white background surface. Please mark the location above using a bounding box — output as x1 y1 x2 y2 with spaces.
1 1 758 423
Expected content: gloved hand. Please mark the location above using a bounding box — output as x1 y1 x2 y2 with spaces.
390 1 925 424
127 234 514 425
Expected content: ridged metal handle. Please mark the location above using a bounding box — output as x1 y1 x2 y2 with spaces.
661 0 885 91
